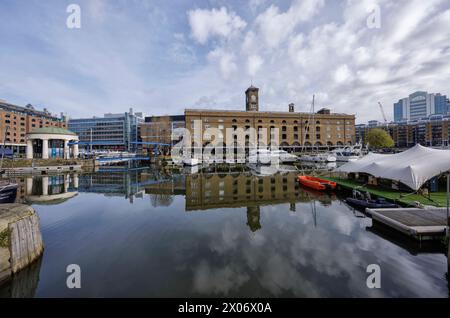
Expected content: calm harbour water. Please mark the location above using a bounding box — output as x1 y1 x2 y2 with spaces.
0 166 448 297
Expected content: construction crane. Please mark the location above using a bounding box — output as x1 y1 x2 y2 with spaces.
378 102 388 124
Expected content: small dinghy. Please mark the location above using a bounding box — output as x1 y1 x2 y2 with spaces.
345 197 398 209
298 176 336 191
345 190 398 209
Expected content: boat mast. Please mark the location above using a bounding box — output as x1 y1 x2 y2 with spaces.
301 94 315 154
312 94 315 153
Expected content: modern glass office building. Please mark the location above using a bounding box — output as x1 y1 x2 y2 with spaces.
68 108 143 152
393 100 404 122
393 91 449 122
434 93 450 115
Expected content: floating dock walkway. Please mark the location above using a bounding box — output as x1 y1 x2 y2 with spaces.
366 207 448 241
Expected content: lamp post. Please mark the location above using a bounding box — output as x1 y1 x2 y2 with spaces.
0 126 10 171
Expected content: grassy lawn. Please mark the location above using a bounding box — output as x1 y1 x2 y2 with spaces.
324 177 449 207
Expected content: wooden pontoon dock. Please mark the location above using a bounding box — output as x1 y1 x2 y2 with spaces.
366 207 448 241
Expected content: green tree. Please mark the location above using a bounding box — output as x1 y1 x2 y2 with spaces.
365 128 394 149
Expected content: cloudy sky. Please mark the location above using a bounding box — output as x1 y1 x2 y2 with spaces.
1 0 449 123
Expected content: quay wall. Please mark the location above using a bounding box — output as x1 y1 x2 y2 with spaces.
0 204 44 284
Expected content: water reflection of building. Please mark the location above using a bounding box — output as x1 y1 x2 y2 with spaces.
77 171 145 203
186 172 302 233
246 206 261 232
184 172 337 232
22 174 79 204
142 174 185 207
186 172 300 210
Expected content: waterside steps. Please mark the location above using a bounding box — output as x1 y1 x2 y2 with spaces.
366 207 448 241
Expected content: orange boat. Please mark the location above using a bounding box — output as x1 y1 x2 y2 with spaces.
298 176 337 191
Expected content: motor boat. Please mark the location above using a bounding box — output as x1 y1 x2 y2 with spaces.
183 165 199 174
345 189 398 209
270 150 298 163
298 176 336 191
0 182 18 203
248 149 272 165
301 153 336 163
332 144 363 162
183 158 200 166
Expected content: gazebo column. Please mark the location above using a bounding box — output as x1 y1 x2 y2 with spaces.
26 139 33 159
26 177 33 195
42 176 48 196
42 139 49 159
73 143 79 158
73 173 79 188
64 174 70 192
64 140 69 159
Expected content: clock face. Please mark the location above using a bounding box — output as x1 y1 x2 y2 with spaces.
251 95 256 102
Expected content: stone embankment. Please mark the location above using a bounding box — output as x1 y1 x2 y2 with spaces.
0 204 44 284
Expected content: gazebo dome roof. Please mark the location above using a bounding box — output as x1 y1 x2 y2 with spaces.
28 127 77 136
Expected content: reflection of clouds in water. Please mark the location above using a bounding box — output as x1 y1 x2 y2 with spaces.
185 200 447 297
193 260 249 295
259 253 320 297
208 220 241 254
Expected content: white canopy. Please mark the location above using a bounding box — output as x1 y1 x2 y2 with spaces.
335 144 450 190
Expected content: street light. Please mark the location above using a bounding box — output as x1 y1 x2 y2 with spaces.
0 126 11 171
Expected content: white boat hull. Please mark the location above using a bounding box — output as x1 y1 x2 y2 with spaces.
183 158 200 166
301 154 336 163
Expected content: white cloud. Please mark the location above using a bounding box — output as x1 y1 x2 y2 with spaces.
188 7 247 44
208 48 237 79
247 54 263 76
334 64 353 84
255 0 324 48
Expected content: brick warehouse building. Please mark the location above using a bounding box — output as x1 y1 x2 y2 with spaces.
0 100 67 157
184 86 356 153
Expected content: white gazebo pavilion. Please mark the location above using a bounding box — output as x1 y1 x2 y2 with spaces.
26 127 79 159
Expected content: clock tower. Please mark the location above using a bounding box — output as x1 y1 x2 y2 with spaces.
245 85 259 111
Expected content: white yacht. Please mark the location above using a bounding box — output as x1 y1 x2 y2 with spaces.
332 144 362 162
248 149 272 165
183 157 201 166
270 150 298 163
301 153 337 163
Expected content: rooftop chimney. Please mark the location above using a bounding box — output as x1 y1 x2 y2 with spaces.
289 103 295 112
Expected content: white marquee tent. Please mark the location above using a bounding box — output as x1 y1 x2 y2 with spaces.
335 144 450 191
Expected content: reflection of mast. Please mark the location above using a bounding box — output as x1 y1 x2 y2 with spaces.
246 206 261 232
311 200 317 228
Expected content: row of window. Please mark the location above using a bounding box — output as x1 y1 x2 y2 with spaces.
196 118 352 125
